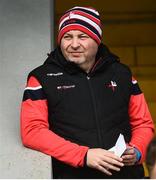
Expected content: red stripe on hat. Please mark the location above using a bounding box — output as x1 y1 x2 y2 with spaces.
68 10 101 26
59 12 70 25
58 24 101 45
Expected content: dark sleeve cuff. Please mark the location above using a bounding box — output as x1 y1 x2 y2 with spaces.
83 149 89 167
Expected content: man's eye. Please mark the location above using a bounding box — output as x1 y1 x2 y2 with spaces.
64 36 71 39
80 36 89 39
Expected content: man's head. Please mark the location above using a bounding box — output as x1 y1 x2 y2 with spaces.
58 6 102 45
57 7 102 72
146 136 156 179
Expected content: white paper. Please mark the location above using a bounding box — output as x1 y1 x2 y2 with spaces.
108 133 126 157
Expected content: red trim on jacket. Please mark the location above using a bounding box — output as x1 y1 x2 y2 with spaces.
128 93 154 162
21 76 155 166
21 76 89 167
26 76 41 87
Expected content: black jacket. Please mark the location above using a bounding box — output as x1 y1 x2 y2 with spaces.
29 44 144 178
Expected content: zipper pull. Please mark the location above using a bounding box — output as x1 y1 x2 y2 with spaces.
87 76 90 80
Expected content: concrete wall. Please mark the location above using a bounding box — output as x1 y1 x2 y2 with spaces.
0 0 52 178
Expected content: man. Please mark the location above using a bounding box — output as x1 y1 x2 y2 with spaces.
20 6 154 178
146 136 156 179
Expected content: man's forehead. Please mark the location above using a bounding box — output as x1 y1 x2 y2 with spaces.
64 30 87 36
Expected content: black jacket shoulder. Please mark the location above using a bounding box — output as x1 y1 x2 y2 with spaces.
113 62 132 76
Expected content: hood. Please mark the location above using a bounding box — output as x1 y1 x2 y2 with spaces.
44 43 120 74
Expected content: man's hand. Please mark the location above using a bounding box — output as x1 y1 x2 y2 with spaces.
86 148 124 176
121 146 137 166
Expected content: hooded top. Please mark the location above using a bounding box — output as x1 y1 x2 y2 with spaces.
21 43 154 178
44 44 118 73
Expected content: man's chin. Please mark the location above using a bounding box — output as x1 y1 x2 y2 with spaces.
68 57 83 64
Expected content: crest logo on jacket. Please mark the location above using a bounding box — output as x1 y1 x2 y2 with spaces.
132 77 137 84
107 81 117 91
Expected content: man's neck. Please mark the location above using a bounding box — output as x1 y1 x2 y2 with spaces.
79 58 96 73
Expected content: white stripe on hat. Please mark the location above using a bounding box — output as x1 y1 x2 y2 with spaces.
60 23 101 42
59 14 102 35
70 6 99 16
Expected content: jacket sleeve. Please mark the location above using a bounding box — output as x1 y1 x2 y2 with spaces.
128 77 155 163
20 76 89 167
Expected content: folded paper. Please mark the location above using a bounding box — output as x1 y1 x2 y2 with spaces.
108 133 126 157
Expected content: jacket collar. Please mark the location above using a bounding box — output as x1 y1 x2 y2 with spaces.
44 43 119 75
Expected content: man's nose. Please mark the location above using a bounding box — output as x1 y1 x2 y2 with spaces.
71 38 80 49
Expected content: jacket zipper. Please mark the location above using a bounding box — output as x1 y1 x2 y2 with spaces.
86 75 103 146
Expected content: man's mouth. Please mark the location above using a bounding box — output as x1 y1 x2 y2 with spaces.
70 52 82 57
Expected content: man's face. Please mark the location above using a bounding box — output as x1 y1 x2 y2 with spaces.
60 30 98 66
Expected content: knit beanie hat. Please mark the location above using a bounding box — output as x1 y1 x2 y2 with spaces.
58 6 102 45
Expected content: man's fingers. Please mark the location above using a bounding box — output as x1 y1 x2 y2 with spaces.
122 154 135 159
123 147 134 154
122 154 137 165
122 154 136 161
99 160 121 172
96 164 112 175
123 162 135 166
101 155 124 167
86 148 124 174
